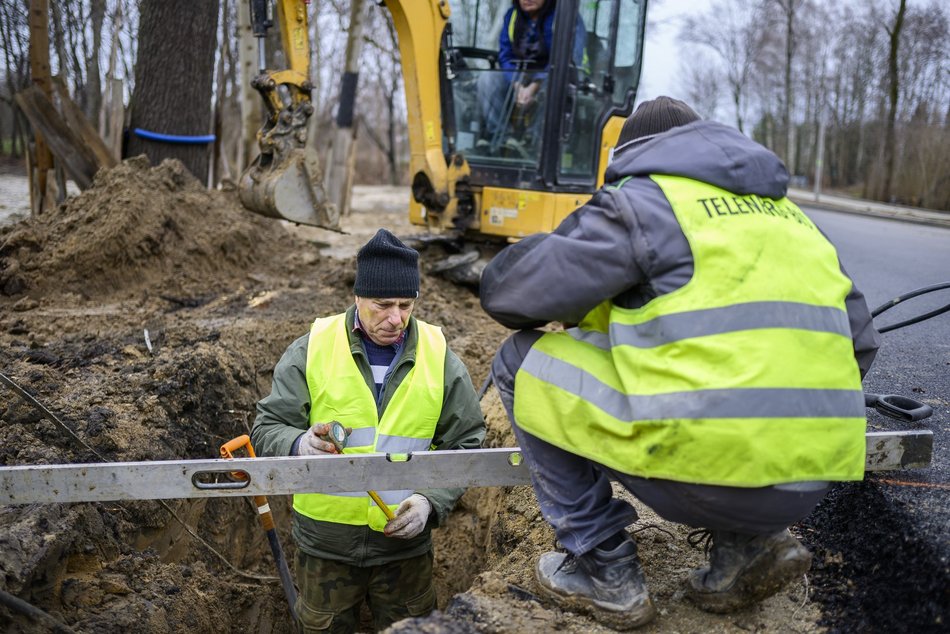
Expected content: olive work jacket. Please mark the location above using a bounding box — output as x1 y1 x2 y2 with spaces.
251 305 486 566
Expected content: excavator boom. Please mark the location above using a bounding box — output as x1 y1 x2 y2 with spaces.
238 0 340 229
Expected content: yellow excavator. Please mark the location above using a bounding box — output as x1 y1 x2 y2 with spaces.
239 0 648 279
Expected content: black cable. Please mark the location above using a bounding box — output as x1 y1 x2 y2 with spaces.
871 281 950 317
877 302 950 334
0 588 76 633
870 281 950 333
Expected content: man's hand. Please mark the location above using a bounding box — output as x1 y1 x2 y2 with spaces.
516 81 541 107
296 422 351 456
383 494 431 539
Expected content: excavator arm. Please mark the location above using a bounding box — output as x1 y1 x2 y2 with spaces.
238 0 474 236
383 0 471 235
238 0 339 229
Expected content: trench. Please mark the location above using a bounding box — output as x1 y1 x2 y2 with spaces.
0 348 507 634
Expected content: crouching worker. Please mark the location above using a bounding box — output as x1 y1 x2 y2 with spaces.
252 228 486 633
480 97 879 629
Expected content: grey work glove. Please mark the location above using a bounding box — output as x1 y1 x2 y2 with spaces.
383 494 431 539
296 422 351 456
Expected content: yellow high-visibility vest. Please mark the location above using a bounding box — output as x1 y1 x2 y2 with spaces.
514 175 866 487
294 313 446 530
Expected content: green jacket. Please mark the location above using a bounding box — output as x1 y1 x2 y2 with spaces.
251 305 486 566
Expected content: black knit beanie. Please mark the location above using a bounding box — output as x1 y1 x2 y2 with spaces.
353 229 420 298
617 96 701 147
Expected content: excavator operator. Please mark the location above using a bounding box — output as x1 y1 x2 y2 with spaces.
476 0 587 156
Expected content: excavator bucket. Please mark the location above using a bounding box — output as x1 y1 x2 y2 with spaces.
239 145 340 229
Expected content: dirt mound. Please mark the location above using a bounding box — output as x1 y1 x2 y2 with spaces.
0 156 297 299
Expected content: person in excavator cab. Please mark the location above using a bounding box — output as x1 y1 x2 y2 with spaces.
476 0 588 157
251 229 485 632
480 97 879 629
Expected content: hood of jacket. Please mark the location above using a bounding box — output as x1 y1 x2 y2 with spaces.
604 120 790 200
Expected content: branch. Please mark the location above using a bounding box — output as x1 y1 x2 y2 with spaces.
357 112 388 155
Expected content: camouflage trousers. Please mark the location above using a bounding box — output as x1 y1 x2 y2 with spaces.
294 549 437 633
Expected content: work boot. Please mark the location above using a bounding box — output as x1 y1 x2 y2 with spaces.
536 535 656 630
685 528 813 613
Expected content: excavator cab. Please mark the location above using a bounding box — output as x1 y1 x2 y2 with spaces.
407 0 647 241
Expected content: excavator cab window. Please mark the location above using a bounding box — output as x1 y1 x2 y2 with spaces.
557 0 646 185
443 2 547 169
444 0 646 192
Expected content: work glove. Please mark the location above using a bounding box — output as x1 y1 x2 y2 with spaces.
296 422 351 456
383 494 431 539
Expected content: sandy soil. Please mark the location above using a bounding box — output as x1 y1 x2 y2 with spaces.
0 157 844 633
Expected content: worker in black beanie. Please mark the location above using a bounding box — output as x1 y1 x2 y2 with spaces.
480 95 877 629
251 227 485 630
353 228 420 299
615 95 701 151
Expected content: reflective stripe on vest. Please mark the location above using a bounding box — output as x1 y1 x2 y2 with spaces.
514 175 866 487
294 313 446 530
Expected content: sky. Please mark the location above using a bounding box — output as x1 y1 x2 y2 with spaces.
637 0 714 103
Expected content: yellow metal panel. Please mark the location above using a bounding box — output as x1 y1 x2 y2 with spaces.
597 115 626 187
554 193 592 228
409 197 426 226
479 188 593 237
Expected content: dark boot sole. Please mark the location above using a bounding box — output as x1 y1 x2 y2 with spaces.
687 544 813 613
536 574 658 630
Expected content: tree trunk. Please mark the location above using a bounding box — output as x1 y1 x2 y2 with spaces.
237 1 257 174
880 0 906 203
85 0 105 122
126 0 219 183
387 83 397 185
28 0 54 214
783 0 796 172
211 0 231 187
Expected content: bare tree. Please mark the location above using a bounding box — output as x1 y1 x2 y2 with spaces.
679 0 765 133
679 60 721 120
85 0 106 122
879 0 906 202
360 7 404 184
0 0 32 157
771 0 805 172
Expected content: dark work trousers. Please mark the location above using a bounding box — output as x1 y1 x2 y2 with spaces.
491 330 830 556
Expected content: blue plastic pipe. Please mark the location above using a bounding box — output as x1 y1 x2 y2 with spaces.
133 128 216 145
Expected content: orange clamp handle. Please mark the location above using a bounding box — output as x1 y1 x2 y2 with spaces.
220 434 257 460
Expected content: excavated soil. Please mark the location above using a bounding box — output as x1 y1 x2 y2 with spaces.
0 157 912 633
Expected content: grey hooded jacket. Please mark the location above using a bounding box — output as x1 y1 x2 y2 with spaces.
480 120 879 376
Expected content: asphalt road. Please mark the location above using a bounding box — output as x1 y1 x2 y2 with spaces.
802 205 950 562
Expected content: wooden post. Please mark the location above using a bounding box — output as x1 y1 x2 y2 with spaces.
28 0 54 215
325 0 368 216
99 1 124 161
